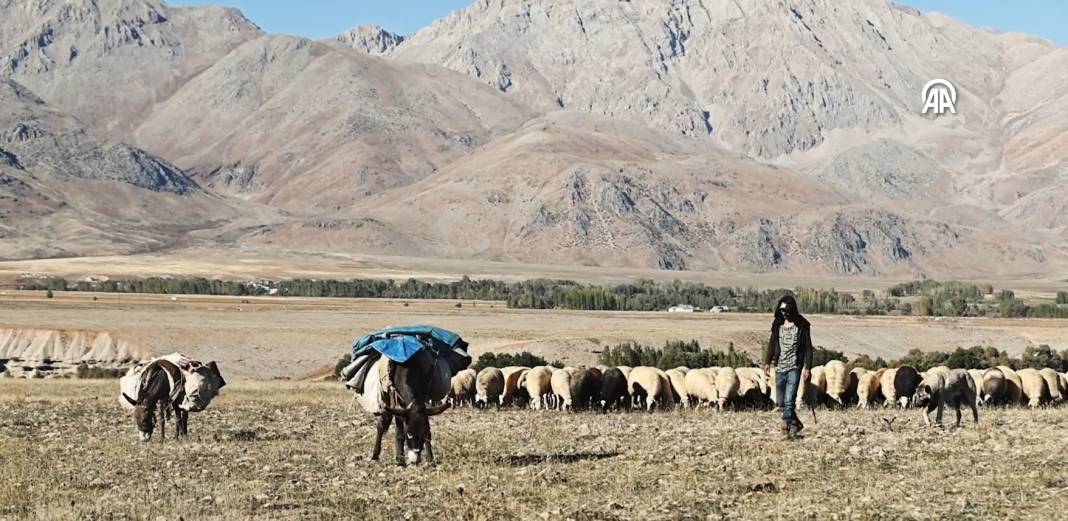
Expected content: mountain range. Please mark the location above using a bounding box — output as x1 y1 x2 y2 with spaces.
1 0 1065 277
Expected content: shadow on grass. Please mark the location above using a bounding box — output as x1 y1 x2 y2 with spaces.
495 451 620 467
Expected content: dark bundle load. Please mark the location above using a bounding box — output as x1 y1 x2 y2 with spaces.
341 325 471 395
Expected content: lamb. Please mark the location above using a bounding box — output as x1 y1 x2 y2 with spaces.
598 368 629 411
857 369 885 409
996 365 1025 405
798 365 826 409
714 367 740 411
628 366 668 411
475 367 505 408
1038 368 1063 404
912 369 978 428
449 368 477 407
980 368 1006 405
823 361 849 407
550 367 575 411
893 366 922 408
665 369 690 407
684 369 718 407
501 366 531 407
1017 368 1050 408
523 366 554 410
880 367 899 407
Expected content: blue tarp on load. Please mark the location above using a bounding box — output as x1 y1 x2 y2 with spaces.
351 325 471 373
369 336 427 363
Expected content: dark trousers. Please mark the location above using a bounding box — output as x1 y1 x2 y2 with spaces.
776 368 801 423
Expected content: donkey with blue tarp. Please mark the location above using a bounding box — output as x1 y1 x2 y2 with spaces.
341 325 471 465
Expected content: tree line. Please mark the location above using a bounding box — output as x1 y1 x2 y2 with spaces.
18 276 1068 318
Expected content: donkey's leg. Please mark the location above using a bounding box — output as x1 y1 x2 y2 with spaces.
370 412 391 461
158 402 166 443
393 416 407 466
423 417 435 465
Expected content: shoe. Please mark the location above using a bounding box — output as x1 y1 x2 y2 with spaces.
781 421 790 434
792 419 805 434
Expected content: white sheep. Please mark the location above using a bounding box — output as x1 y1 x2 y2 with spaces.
550 367 575 411
628 366 668 411
524 366 554 410
475 367 505 408
684 369 718 407
664 368 689 407
714 367 740 411
449 368 477 407
880 367 899 408
823 361 849 406
1038 368 1063 404
1017 368 1049 408
857 368 885 409
996 365 1024 405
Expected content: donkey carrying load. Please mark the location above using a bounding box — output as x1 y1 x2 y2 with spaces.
343 326 471 465
119 353 227 442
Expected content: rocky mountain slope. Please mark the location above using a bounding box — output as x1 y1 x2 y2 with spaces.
0 0 1064 277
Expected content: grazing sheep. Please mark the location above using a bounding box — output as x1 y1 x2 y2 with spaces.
736 371 767 409
798 365 826 409
927 366 951 378
857 369 885 409
996 366 1025 405
616 366 632 380
449 368 477 407
1038 368 1063 404
674 367 690 374
847 368 867 406
912 369 979 428
665 369 690 407
980 368 1007 405
966 370 985 406
736 367 768 395
684 369 719 407
880 368 900 408
893 366 922 408
501 366 531 406
550 368 575 411
475 367 505 408
628 366 668 411
654 369 677 410
1017 368 1050 408
524 366 554 410
570 367 603 410
823 361 849 407
598 368 630 411
714 367 740 411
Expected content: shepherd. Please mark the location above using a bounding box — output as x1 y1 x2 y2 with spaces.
762 295 814 439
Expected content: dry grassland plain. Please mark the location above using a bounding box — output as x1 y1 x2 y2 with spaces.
1 380 1067 520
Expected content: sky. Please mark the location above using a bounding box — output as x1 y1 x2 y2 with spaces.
168 1 1066 46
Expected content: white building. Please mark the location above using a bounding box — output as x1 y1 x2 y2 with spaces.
668 304 697 313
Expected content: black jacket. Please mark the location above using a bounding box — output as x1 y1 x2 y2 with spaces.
763 317 814 370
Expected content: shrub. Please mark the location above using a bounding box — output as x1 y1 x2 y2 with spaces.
46 290 54 299
333 353 352 378
811 346 848 366
598 340 754 369
75 363 124 379
474 351 550 370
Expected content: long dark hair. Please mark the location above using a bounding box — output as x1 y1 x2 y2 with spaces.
772 294 808 329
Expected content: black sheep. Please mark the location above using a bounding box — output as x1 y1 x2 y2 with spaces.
598 368 629 412
893 366 922 408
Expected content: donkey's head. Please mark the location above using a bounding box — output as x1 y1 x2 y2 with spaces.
123 392 156 442
386 401 450 464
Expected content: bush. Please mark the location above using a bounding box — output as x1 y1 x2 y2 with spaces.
848 354 887 371
474 351 550 370
598 340 754 369
1057 291 1068 305
45 290 54 299
75 363 124 379
811 346 848 366
333 353 352 378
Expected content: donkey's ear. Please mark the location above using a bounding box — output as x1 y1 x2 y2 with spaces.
425 402 451 416
122 393 137 406
207 362 226 388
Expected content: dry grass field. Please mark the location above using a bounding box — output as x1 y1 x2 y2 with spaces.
2 379 1067 520
2 290 1068 379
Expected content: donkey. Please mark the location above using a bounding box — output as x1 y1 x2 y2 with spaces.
122 359 187 442
369 349 451 465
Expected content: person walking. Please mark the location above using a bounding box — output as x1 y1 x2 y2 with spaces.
763 295 814 439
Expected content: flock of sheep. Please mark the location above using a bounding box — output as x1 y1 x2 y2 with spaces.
448 361 1068 412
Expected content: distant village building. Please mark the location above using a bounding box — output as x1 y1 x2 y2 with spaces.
710 306 730 314
668 304 698 313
